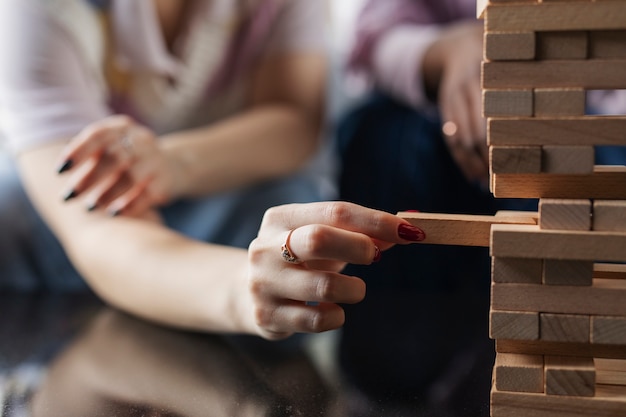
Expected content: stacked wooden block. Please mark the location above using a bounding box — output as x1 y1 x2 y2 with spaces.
480 1 626 416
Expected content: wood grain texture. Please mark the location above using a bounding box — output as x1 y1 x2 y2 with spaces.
397 212 537 247
483 89 534 117
592 316 626 345
540 313 590 343
491 224 626 262
491 167 626 199
537 31 588 60
492 257 543 284
490 146 542 174
483 60 626 89
539 198 592 231
542 260 594 286
544 355 595 397
488 117 626 147
596 359 626 387
484 31 536 61
491 309 540 340
496 339 626 360
594 263 626 280
491 385 626 417
594 200 626 232
534 88 586 117
542 146 595 174
495 353 544 393
491 279 626 316
486 2 626 32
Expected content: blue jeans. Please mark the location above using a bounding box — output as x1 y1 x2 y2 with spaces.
0 152 324 292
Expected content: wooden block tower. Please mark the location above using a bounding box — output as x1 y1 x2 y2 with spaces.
481 1 626 416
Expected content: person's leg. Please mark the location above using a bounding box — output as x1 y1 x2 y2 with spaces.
336 94 534 412
0 152 87 292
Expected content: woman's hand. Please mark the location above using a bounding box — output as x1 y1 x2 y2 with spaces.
55 115 181 217
247 201 426 340
425 21 488 185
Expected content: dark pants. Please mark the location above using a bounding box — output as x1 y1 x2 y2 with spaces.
336 95 536 415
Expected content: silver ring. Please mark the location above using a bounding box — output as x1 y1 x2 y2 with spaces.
120 133 133 151
281 229 302 264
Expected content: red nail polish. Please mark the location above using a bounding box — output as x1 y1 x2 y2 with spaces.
398 224 426 242
372 246 381 263
405 209 420 213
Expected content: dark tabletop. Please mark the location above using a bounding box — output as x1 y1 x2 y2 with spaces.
0 292 491 417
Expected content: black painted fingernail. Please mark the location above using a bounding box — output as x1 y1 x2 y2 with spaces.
86 202 97 212
109 208 121 217
57 160 73 174
62 189 77 201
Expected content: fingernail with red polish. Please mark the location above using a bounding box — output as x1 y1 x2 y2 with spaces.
398 224 426 242
372 246 381 263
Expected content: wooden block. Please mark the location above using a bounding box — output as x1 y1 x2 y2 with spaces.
537 31 588 60
596 359 626 386
483 89 534 117
490 146 542 174
594 263 626 280
477 0 487 19
486 2 626 32
491 385 626 417
482 60 626 89
488 117 626 147
495 210 539 221
534 88 586 117
492 166 626 199
490 309 540 340
492 257 543 284
543 260 594 286
589 30 626 59
542 146 595 174
495 353 544 393
592 316 626 345
491 279 626 316
491 224 626 262
497 339 626 360
396 212 536 247
545 356 595 397
484 31 536 61
539 198 591 231
594 200 626 232
540 313 590 343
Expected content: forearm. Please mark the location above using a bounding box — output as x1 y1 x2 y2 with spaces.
17 143 256 334
161 103 321 199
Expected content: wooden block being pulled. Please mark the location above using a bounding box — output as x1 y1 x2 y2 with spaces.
545 356 595 397
397 212 537 247
490 146 542 174
592 316 626 346
483 89 534 117
495 353 544 393
497 339 626 360
491 279 626 316
483 60 626 89
543 260 594 286
488 117 626 147
537 31 588 60
596 359 626 387
539 198 591 231
594 200 626 232
492 167 626 199
484 32 536 61
491 224 626 262
486 2 626 32
594 263 626 280
534 88 585 117
491 309 540 340
540 313 590 343
492 257 543 284
491 385 626 417
542 146 595 174
589 30 626 59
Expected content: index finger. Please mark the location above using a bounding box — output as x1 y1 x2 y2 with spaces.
260 201 426 244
